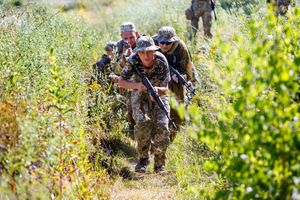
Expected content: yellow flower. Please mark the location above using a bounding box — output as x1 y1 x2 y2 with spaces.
209 49 217 54
211 43 217 48
7 100 13 106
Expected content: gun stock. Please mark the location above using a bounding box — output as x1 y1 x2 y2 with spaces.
133 61 177 129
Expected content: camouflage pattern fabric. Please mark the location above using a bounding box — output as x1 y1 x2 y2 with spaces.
277 0 291 16
91 54 113 86
120 52 171 169
153 34 195 141
114 34 146 129
189 0 213 39
120 22 136 33
125 91 135 128
115 33 146 66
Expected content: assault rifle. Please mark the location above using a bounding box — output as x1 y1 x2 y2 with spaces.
169 65 196 96
133 61 177 129
124 41 129 48
211 0 217 20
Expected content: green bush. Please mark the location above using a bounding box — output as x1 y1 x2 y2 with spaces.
190 7 300 199
0 3 114 198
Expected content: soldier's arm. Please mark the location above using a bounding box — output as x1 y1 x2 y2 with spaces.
118 76 147 91
156 82 169 95
178 41 193 82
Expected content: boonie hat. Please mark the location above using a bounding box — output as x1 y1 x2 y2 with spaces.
153 26 180 42
120 22 136 33
104 42 117 51
134 36 160 53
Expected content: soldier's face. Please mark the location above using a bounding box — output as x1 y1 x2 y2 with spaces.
121 31 138 48
158 41 173 53
137 50 155 68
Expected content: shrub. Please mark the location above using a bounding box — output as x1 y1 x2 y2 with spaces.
190 7 300 199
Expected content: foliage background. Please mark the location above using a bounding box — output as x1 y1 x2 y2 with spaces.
0 0 299 199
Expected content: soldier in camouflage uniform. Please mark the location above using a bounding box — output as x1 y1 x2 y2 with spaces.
186 0 214 40
88 42 117 118
118 36 171 175
91 42 117 88
153 26 197 141
115 22 142 132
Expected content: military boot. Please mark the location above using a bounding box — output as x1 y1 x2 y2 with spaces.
135 158 150 173
154 166 169 176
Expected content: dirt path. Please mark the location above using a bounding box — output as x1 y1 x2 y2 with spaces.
109 156 177 200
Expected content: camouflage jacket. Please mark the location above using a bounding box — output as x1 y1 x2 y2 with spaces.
115 34 146 74
154 39 193 82
153 39 195 102
120 52 171 101
91 54 114 85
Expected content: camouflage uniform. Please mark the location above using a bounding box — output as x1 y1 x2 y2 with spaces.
88 42 117 118
154 26 196 141
186 0 213 40
120 37 171 171
277 0 291 16
91 42 117 87
267 0 291 17
115 22 141 130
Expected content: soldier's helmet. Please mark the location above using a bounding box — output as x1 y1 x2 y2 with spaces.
120 22 136 33
153 26 180 42
134 36 160 53
104 42 117 51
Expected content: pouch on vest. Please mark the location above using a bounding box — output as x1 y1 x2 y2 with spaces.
185 7 194 20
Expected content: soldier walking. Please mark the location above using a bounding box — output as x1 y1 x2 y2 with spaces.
153 26 197 141
186 0 214 40
118 36 171 175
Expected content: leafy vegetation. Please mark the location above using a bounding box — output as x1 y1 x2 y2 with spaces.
1 0 299 199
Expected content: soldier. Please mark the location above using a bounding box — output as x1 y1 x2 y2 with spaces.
153 26 197 141
88 42 117 118
186 0 214 40
115 22 145 132
91 42 117 88
118 36 171 175
116 22 140 69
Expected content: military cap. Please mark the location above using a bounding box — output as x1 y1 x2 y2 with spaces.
153 26 180 42
104 42 117 51
120 22 136 33
134 36 159 53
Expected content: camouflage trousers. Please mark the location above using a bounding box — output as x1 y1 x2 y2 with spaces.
189 0 213 40
169 107 183 142
119 88 135 129
132 90 170 169
169 82 185 142
126 92 135 128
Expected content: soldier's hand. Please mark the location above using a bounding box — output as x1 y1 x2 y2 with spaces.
136 82 147 92
122 44 133 57
172 74 179 83
108 75 119 83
